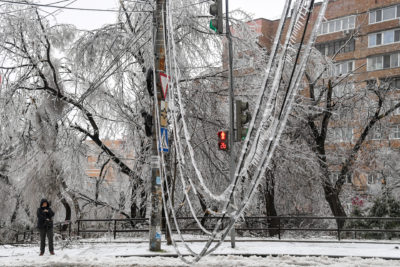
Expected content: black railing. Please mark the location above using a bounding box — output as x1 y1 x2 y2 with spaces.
12 216 400 243
13 221 73 243
75 216 400 241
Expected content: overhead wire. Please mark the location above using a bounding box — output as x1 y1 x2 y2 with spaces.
42 0 78 19
0 0 69 14
160 0 250 262
158 0 330 263
0 0 153 13
150 1 235 262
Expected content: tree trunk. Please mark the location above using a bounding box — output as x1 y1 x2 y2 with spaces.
317 153 347 228
59 195 71 231
130 203 137 218
322 184 346 228
264 169 279 237
139 189 147 218
60 179 81 220
10 195 20 223
198 192 210 227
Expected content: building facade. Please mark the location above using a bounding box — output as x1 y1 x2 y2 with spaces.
248 0 400 194
86 140 134 183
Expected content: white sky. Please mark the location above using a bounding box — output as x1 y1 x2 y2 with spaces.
230 0 285 20
38 0 285 30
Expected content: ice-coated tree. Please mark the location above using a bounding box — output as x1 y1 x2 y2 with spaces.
297 31 400 225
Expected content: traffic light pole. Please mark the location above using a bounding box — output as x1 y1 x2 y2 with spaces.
225 0 236 249
150 0 166 252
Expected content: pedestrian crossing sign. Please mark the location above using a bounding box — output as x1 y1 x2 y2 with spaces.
159 127 169 152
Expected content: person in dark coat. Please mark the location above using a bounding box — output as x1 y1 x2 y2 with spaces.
37 198 55 256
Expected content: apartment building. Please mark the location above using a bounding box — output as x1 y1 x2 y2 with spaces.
246 0 400 191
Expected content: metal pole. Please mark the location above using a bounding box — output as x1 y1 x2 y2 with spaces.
278 217 281 240
149 0 166 252
225 0 236 249
114 220 117 240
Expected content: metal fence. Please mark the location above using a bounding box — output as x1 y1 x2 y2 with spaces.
12 221 72 243
12 216 400 243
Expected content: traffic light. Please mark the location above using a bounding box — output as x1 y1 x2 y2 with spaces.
209 0 223 34
218 130 229 151
236 100 251 141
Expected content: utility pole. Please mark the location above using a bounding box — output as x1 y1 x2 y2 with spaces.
150 0 166 252
209 1 235 247
225 0 236 249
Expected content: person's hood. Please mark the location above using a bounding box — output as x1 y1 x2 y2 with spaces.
40 198 50 208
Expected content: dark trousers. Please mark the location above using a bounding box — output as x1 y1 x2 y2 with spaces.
39 227 54 253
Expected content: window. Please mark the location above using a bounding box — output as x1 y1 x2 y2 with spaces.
335 20 342 32
393 80 400 89
369 10 376 24
391 54 399 68
346 173 353 184
368 126 382 140
329 127 353 142
328 42 335 55
368 34 376 47
395 30 400 42
330 172 352 184
377 33 382 45
390 78 400 89
349 16 356 29
389 125 400 139
383 31 394 44
342 18 349 30
384 55 391 69
368 53 400 71
315 39 355 56
370 5 400 24
376 9 382 21
329 21 335 32
320 15 356 35
369 29 400 47
383 6 396 21
330 172 339 184
342 128 353 142
334 61 354 76
369 56 383 70
368 173 381 184
333 107 354 121
322 23 328 34
344 39 355 52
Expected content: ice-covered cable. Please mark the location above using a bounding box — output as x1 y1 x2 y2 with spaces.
156 0 328 263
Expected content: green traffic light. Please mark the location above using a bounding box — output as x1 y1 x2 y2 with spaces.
210 20 217 33
241 128 249 141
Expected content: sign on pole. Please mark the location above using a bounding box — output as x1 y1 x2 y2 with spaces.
159 73 169 100
159 127 169 152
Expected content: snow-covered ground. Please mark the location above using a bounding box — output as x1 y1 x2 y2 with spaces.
2 238 400 266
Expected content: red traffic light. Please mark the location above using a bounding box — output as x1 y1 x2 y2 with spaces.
218 130 229 151
218 141 228 150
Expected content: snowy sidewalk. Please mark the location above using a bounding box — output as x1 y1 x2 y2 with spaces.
1 240 400 266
